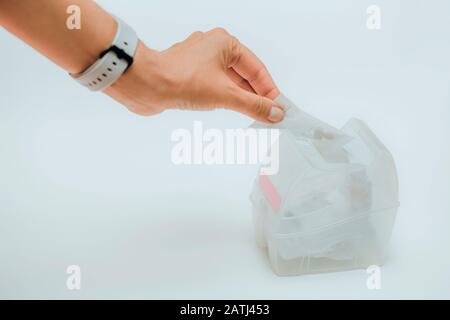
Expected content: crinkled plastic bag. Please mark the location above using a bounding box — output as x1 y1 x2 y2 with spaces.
250 94 399 276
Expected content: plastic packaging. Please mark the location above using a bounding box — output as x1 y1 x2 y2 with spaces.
249 94 399 276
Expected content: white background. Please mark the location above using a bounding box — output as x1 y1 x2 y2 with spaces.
0 0 449 299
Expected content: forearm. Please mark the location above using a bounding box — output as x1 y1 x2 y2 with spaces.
0 0 117 74
0 1 283 122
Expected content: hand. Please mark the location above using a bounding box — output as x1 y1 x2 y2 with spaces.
105 28 285 123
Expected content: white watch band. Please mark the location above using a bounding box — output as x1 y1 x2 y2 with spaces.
71 16 138 92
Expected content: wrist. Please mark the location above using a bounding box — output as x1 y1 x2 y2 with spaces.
104 41 174 115
71 17 117 74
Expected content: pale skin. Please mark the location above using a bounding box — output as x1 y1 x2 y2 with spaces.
0 0 285 123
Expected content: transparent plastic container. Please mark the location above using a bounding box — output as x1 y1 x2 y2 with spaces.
250 95 399 276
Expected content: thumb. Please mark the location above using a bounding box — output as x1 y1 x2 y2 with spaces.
227 86 285 124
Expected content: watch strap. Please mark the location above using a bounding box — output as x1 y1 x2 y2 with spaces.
71 16 138 92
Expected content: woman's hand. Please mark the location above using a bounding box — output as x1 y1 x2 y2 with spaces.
0 0 283 123
105 28 285 123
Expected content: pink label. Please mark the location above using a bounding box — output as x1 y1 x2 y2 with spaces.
259 175 281 211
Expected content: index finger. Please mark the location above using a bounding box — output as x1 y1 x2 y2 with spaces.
231 42 280 100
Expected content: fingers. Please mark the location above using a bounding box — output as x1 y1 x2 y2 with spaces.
205 28 279 99
202 28 283 123
229 42 280 100
226 85 285 124
225 68 255 93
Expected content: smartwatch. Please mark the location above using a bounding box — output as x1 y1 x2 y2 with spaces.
70 15 138 92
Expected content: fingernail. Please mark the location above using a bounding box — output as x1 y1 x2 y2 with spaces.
267 106 284 123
